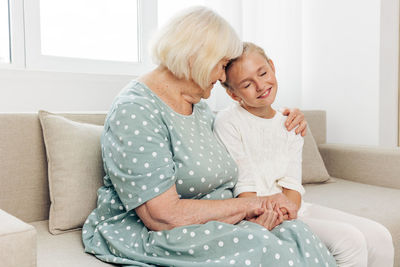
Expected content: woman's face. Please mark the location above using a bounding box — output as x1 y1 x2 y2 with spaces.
226 51 277 109
202 58 230 99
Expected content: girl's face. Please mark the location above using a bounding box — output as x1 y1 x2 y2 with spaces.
226 51 277 110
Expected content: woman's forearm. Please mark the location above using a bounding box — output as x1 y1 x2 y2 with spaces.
135 186 262 231
237 192 257 198
170 197 258 227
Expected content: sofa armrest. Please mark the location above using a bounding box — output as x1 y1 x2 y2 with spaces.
318 143 400 189
0 209 37 267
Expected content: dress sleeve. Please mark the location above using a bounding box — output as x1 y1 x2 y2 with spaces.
213 114 257 197
102 101 177 211
276 132 305 195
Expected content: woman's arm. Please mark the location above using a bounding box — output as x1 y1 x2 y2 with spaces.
237 192 256 198
135 185 265 231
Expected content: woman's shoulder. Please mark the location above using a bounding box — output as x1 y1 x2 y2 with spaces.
105 80 164 124
113 80 155 106
114 80 161 109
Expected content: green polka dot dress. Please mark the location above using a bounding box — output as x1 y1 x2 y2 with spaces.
82 80 337 267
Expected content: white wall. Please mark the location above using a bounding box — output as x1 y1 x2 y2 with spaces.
0 69 134 112
379 0 399 146
302 0 399 146
208 0 303 111
1 0 398 146
241 0 303 110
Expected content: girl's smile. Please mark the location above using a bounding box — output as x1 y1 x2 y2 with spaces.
257 87 272 99
225 51 278 118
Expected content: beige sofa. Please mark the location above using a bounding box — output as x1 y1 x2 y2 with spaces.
0 110 399 267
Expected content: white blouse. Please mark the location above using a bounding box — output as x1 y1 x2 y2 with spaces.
214 103 305 199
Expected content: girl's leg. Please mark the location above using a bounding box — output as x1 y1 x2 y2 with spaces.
301 216 367 266
301 204 394 267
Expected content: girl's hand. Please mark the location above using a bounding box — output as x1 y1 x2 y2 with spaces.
271 202 285 229
262 193 298 220
248 201 279 230
281 108 307 136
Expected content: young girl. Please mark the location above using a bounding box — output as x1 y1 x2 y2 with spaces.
214 42 394 267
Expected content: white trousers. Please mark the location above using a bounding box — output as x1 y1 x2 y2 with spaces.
300 204 394 267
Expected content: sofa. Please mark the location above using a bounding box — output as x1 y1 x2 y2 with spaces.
0 110 399 267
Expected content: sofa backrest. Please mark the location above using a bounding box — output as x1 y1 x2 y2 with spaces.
0 110 326 223
303 110 326 145
0 113 106 223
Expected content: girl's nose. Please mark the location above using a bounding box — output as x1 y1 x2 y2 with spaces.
255 78 263 91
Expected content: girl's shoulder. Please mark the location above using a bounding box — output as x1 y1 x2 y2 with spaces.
275 112 304 143
214 103 241 124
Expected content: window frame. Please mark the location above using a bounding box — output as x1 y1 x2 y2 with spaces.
1 0 157 75
0 0 25 69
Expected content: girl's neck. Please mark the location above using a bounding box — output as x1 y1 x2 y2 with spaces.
240 103 276 119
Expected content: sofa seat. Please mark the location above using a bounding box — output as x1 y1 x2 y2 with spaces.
2 111 399 266
304 177 400 259
30 178 399 267
31 220 114 267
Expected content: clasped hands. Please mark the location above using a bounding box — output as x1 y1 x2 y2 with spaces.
245 193 298 231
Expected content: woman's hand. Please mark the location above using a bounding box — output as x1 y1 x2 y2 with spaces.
247 201 285 230
282 108 307 136
262 193 299 220
244 198 265 221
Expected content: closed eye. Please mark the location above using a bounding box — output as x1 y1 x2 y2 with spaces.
260 72 267 76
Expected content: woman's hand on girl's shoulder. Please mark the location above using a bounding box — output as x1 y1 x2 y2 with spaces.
281 107 307 137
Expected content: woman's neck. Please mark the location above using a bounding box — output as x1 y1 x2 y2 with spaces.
240 103 276 119
138 66 203 115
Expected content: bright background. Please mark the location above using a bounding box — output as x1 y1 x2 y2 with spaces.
0 0 399 147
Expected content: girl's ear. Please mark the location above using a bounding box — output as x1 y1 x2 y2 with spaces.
226 89 242 102
268 59 276 73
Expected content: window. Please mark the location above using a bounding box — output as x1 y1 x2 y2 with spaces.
2 0 157 74
39 0 139 62
3 0 238 77
0 0 10 64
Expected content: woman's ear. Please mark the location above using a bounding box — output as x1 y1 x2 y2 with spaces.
268 59 276 73
226 89 242 102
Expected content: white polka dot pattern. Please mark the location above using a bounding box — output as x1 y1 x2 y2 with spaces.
81 81 337 267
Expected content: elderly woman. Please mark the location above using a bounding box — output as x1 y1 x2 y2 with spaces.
82 6 336 266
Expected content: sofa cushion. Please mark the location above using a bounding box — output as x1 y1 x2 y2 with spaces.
302 126 330 184
39 111 104 234
31 220 114 267
304 177 400 265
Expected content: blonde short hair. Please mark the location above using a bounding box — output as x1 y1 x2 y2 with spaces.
151 6 242 89
222 42 270 90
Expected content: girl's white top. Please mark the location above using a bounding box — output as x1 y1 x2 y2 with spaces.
214 103 309 215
